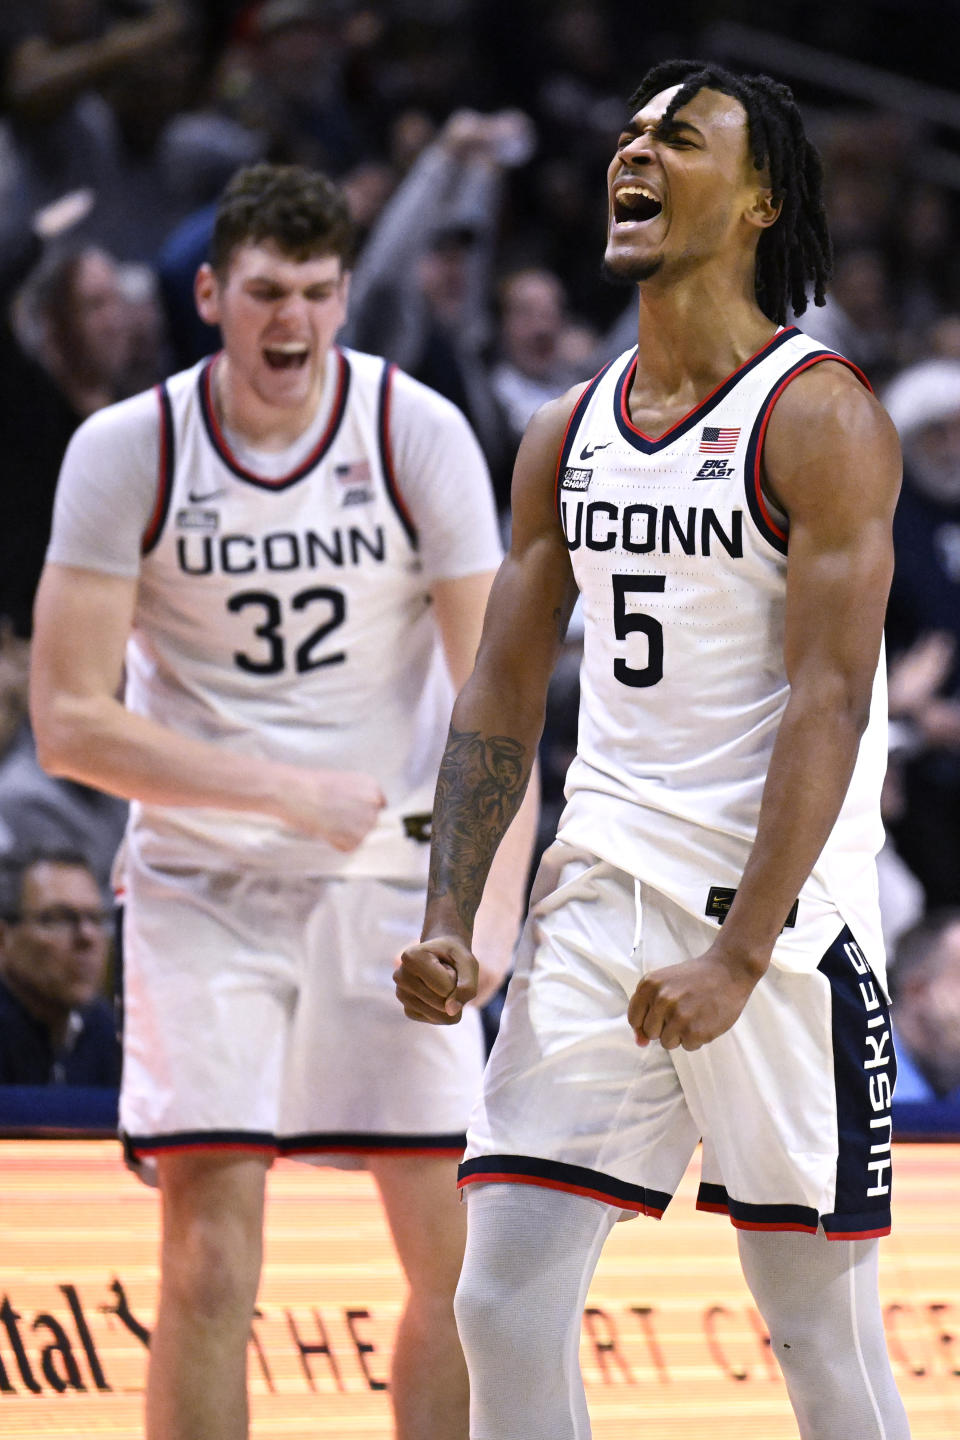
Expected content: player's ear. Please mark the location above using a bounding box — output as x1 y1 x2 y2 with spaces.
746 187 782 231
194 263 221 326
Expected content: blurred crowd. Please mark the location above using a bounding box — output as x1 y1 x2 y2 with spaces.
1 0 959 1105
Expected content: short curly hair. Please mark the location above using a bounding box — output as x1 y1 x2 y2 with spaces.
210 164 357 276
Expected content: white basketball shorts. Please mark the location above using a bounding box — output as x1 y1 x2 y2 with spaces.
119 852 484 1173
460 843 895 1238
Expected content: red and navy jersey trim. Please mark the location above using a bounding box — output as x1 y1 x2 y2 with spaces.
696 1182 820 1234
612 326 800 455
197 348 352 491
696 1182 891 1240
141 383 176 555
458 1153 673 1217
554 363 616 516
377 362 418 549
743 350 872 556
125 1128 277 1157
123 1128 465 1160
278 1130 464 1156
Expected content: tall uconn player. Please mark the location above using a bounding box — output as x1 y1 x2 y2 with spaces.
31 165 535 1440
396 63 911 1439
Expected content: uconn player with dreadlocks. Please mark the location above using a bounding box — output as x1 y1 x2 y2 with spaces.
397 62 911 1439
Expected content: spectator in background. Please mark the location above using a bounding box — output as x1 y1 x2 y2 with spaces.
216 0 371 173
0 197 129 891
1 1 264 264
0 847 120 1086
798 247 900 388
0 1 192 258
116 259 169 397
894 184 960 341
489 268 582 469
18 244 136 410
884 359 960 906
1 234 138 636
891 910 960 1103
344 107 535 499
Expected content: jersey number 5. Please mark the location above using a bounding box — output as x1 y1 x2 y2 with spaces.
612 574 665 687
228 587 346 675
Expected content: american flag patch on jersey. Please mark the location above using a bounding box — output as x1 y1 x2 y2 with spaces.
335 459 372 486
699 427 741 453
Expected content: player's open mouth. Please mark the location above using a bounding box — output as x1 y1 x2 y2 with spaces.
263 343 309 370
613 185 664 224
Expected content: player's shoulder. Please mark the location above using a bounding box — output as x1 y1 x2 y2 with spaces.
763 347 901 512
770 353 897 454
70 359 205 453
67 386 161 462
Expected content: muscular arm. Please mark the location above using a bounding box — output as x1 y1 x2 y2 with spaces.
30 564 384 849
629 363 902 1049
395 393 580 1021
431 570 541 1004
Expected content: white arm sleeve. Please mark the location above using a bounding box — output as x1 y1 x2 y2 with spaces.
45 389 162 578
387 367 503 583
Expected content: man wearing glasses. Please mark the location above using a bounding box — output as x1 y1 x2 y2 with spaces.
0 848 120 1085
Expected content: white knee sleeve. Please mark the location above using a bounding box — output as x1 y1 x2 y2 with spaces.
737 1229 910 1440
455 1183 618 1440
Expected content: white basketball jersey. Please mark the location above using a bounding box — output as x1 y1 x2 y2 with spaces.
555 327 888 973
126 347 454 878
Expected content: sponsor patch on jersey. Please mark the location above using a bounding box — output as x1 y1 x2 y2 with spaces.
561 466 593 491
402 812 432 844
705 886 798 930
694 458 735 480
335 459 374 505
176 507 219 532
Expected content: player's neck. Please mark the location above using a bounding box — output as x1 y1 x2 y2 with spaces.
212 353 330 452
632 268 777 403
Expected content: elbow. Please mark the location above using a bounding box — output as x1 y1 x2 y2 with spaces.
786 641 876 735
838 673 875 739
32 723 72 779
795 671 874 741
30 694 88 779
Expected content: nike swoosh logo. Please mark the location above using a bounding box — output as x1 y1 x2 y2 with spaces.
579 442 612 460
187 488 226 503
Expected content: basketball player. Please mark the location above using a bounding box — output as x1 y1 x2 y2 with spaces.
30 164 535 1440
395 63 911 1439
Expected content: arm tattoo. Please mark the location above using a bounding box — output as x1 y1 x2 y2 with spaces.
428 724 530 934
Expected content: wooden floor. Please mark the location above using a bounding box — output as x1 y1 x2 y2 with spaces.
0 1141 957 1437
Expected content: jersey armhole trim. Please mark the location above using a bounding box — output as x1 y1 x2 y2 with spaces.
744 351 872 555
141 383 175 555
554 362 615 516
377 361 419 549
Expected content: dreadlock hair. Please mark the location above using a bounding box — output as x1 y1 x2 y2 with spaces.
628 60 832 325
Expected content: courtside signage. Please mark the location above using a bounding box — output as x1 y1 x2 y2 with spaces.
0 1142 956 1438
